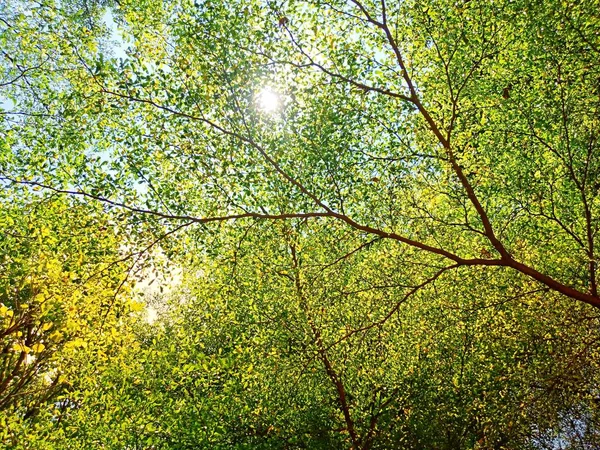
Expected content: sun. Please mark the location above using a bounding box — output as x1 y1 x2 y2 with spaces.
256 87 280 113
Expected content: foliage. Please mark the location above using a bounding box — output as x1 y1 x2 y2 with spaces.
2 0 600 448
0 187 138 448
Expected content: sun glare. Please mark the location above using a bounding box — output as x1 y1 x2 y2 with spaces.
146 306 158 325
256 87 280 113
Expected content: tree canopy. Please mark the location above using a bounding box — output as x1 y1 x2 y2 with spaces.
2 0 600 448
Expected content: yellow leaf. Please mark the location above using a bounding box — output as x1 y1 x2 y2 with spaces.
12 342 31 353
130 301 145 312
32 343 46 353
73 338 88 348
0 304 13 318
49 330 64 341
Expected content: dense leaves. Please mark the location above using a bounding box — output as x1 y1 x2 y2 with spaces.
2 0 600 448
0 188 138 447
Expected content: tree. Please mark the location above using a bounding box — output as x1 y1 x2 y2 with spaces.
4 0 600 308
0 188 140 448
2 0 600 448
